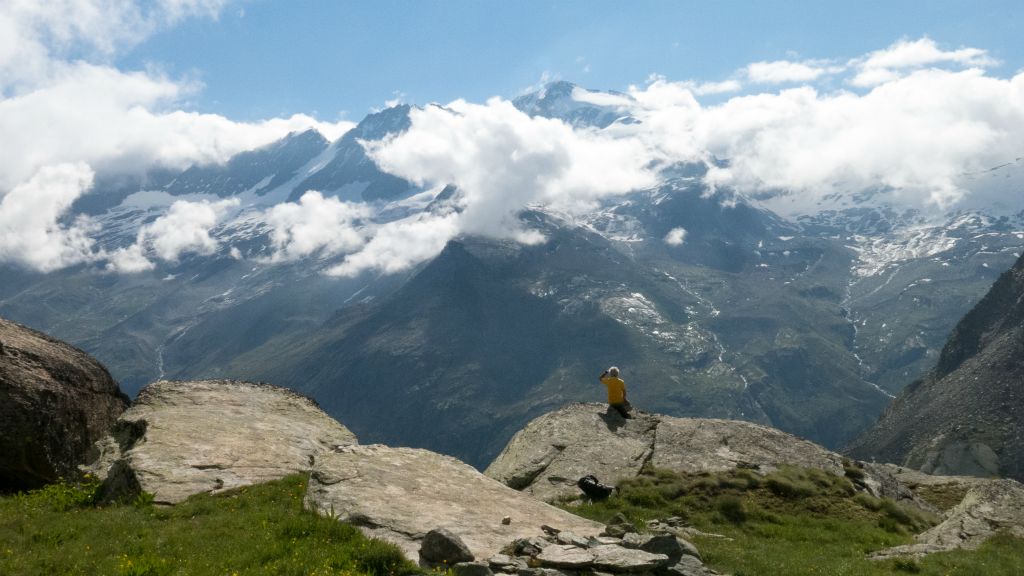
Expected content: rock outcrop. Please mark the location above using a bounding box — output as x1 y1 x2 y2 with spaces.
870 478 1024 559
0 317 128 491
848 253 1024 480
479 518 720 576
485 403 851 502
86 379 356 503
304 444 604 563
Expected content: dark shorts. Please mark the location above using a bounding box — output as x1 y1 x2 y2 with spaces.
609 402 632 418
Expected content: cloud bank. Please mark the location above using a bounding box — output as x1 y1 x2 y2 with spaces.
0 0 354 272
1 17 1021 279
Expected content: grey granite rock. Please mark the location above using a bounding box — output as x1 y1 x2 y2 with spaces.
0 317 128 491
85 379 356 503
663 555 722 576
485 404 658 502
453 561 495 576
305 444 602 563
535 544 595 569
621 532 688 562
486 403 908 512
589 544 670 572
421 528 475 565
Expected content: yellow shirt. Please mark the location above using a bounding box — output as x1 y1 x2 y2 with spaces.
601 376 626 404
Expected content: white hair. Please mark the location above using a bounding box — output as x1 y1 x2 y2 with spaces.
608 366 619 377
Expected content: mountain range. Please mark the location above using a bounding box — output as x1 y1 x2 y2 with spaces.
1 81 1021 467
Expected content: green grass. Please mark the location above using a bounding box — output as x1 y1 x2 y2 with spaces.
561 466 1024 576
0 474 423 576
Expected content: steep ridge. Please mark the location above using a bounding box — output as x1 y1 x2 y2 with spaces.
847 253 1024 480
0 317 128 491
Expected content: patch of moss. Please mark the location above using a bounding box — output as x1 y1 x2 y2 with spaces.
911 483 971 512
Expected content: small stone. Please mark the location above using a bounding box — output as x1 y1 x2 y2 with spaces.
502 515 512 525
518 569 575 576
488 553 528 573
453 561 494 576
535 544 596 569
590 545 670 572
621 532 687 562
601 512 637 538
662 555 721 576
541 524 561 535
676 537 701 560
512 536 550 557
420 528 475 565
556 531 591 548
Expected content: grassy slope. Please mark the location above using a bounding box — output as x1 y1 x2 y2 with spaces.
0 475 422 576
562 467 1024 576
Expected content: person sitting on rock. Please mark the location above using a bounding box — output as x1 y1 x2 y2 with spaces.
600 366 632 418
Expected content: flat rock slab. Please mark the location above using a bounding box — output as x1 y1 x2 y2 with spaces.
305 444 603 563
651 416 844 476
536 544 596 569
590 545 669 572
87 379 356 503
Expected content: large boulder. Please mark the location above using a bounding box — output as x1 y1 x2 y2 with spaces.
304 444 603 563
485 403 846 502
0 317 128 491
86 379 356 503
484 405 659 502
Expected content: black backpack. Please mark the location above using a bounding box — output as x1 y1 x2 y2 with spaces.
577 474 613 500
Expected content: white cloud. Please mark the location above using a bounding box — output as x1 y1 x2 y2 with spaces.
0 61 353 194
0 163 99 272
693 69 1024 213
0 0 355 273
570 86 633 108
851 37 997 87
0 0 229 92
664 227 687 246
328 212 461 277
366 98 659 240
693 80 743 95
108 197 240 271
142 198 239 261
106 242 154 273
745 59 842 84
265 191 371 261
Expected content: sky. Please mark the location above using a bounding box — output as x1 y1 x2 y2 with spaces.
118 0 1024 120
1 0 1023 275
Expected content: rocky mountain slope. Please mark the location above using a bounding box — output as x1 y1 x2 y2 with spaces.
0 317 128 491
847 253 1024 480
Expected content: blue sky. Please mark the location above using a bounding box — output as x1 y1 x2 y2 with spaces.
119 0 1024 121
